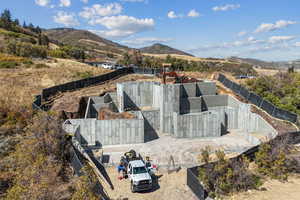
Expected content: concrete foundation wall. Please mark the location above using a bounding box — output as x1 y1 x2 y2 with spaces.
173 111 221 138
180 83 197 98
66 117 144 146
180 97 202 114
141 110 160 142
201 95 228 110
160 84 180 133
153 84 161 109
117 82 155 111
142 110 160 131
196 82 217 96
178 82 217 98
207 106 238 132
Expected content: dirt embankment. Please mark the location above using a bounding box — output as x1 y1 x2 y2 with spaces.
0 58 111 107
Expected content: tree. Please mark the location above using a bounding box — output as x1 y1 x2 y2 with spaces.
13 19 19 26
38 34 49 46
122 52 131 66
27 23 35 32
35 26 42 34
0 9 12 30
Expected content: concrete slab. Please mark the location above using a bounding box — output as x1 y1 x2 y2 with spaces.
100 130 255 168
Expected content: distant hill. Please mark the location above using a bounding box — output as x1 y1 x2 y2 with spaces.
229 57 274 67
44 28 131 60
140 43 194 57
229 56 300 69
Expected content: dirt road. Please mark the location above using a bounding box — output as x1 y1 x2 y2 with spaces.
102 167 198 200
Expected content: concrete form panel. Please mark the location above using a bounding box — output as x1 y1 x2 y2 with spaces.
202 95 228 109
196 82 217 96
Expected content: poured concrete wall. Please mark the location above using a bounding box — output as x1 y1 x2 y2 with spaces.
207 106 237 132
66 115 144 146
178 82 217 98
173 111 221 138
141 110 160 142
117 82 155 111
196 82 217 96
180 97 202 114
152 84 161 109
160 84 180 133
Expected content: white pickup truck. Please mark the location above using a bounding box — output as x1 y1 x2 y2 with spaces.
127 160 153 193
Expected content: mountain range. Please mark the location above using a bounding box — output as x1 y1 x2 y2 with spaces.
44 28 193 60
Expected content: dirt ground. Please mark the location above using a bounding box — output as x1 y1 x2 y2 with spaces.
226 174 300 200
253 67 282 76
102 167 198 200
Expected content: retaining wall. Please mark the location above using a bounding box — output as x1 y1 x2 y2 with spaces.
218 74 298 123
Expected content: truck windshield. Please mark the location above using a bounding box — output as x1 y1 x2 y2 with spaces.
133 167 147 174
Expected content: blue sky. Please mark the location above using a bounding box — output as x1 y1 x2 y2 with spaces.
1 0 300 61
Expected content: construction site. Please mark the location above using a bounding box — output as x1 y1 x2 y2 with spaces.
63 71 278 168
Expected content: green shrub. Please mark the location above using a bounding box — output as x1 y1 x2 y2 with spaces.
5 40 47 58
198 149 261 198
48 49 68 58
74 71 93 79
0 61 18 68
255 138 293 181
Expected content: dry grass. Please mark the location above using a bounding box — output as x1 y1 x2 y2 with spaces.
0 58 111 107
142 53 237 63
0 53 30 62
226 174 300 200
253 67 282 76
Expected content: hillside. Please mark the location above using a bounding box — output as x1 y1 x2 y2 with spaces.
44 28 130 60
229 56 300 69
140 43 194 57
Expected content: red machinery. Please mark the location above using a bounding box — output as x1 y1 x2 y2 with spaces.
160 71 200 84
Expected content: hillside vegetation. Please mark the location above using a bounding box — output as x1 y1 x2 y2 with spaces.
45 28 130 60
245 72 300 116
118 52 257 76
0 10 86 63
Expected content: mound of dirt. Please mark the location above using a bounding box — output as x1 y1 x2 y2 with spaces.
98 108 136 120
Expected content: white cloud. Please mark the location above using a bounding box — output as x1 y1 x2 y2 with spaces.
294 42 300 47
238 31 247 37
89 15 155 39
79 3 123 19
122 37 173 46
59 0 71 7
255 20 297 33
268 36 296 44
35 0 50 7
167 11 178 19
167 11 185 19
213 4 240 12
188 9 200 18
81 0 88 3
53 11 79 27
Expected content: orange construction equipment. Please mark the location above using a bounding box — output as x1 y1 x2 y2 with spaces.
161 71 199 84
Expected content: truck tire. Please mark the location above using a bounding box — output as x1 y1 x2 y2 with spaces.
131 182 136 193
